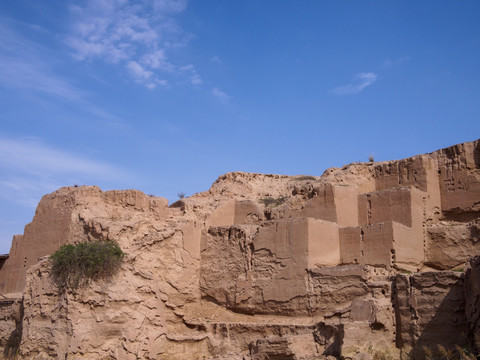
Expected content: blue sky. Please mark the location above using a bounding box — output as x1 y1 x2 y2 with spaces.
1 0 479 253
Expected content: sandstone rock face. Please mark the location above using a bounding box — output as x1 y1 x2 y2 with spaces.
0 300 21 358
465 256 480 355
0 187 170 296
394 272 467 358
0 139 479 359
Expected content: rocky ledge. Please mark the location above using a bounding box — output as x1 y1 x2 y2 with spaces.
0 139 479 359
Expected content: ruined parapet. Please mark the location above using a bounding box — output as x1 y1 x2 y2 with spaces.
374 155 442 223
357 187 425 229
0 186 171 295
200 219 341 315
338 187 425 270
0 188 79 295
0 139 479 359
371 140 480 219
425 219 480 270
206 199 265 227
435 139 480 215
339 221 422 270
284 183 360 227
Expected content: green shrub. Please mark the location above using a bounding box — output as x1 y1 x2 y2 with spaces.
259 196 287 207
293 175 316 181
50 240 124 289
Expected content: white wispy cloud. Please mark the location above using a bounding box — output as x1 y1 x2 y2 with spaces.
0 137 124 179
211 56 221 64
128 60 153 80
0 21 122 121
154 0 187 12
0 22 85 102
331 72 378 95
142 49 174 72
383 56 411 69
0 55 87 102
212 87 230 100
0 136 127 208
0 177 64 208
180 64 202 85
67 0 197 89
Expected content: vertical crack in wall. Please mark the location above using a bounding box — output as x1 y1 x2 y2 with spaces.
367 198 372 225
360 228 365 258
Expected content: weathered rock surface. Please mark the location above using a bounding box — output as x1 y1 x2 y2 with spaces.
0 139 479 359
465 256 480 355
394 272 467 358
0 300 21 358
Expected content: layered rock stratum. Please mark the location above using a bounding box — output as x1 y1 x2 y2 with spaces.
0 139 479 359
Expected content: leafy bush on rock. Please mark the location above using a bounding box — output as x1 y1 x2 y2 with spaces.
259 196 287 207
50 240 124 289
293 175 316 181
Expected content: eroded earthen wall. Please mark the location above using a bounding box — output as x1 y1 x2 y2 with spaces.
394 272 467 359
0 139 479 359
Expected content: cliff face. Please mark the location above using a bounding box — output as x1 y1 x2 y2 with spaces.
0 139 479 359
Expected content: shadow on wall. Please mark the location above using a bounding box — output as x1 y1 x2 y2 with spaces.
395 271 470 360
314 322 343 357
474 145 480 168
1 301 23 360
465 256 480 357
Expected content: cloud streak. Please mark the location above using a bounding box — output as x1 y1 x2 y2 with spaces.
0 22 85 102
0 21 123 122
0 137 123 178
383 56 411 69
67 0 198 89
331 72 377 95
0 136 127 208
212 87 230 100
0 55 85 102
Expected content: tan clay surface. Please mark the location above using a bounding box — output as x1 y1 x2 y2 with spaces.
0 139 479 359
